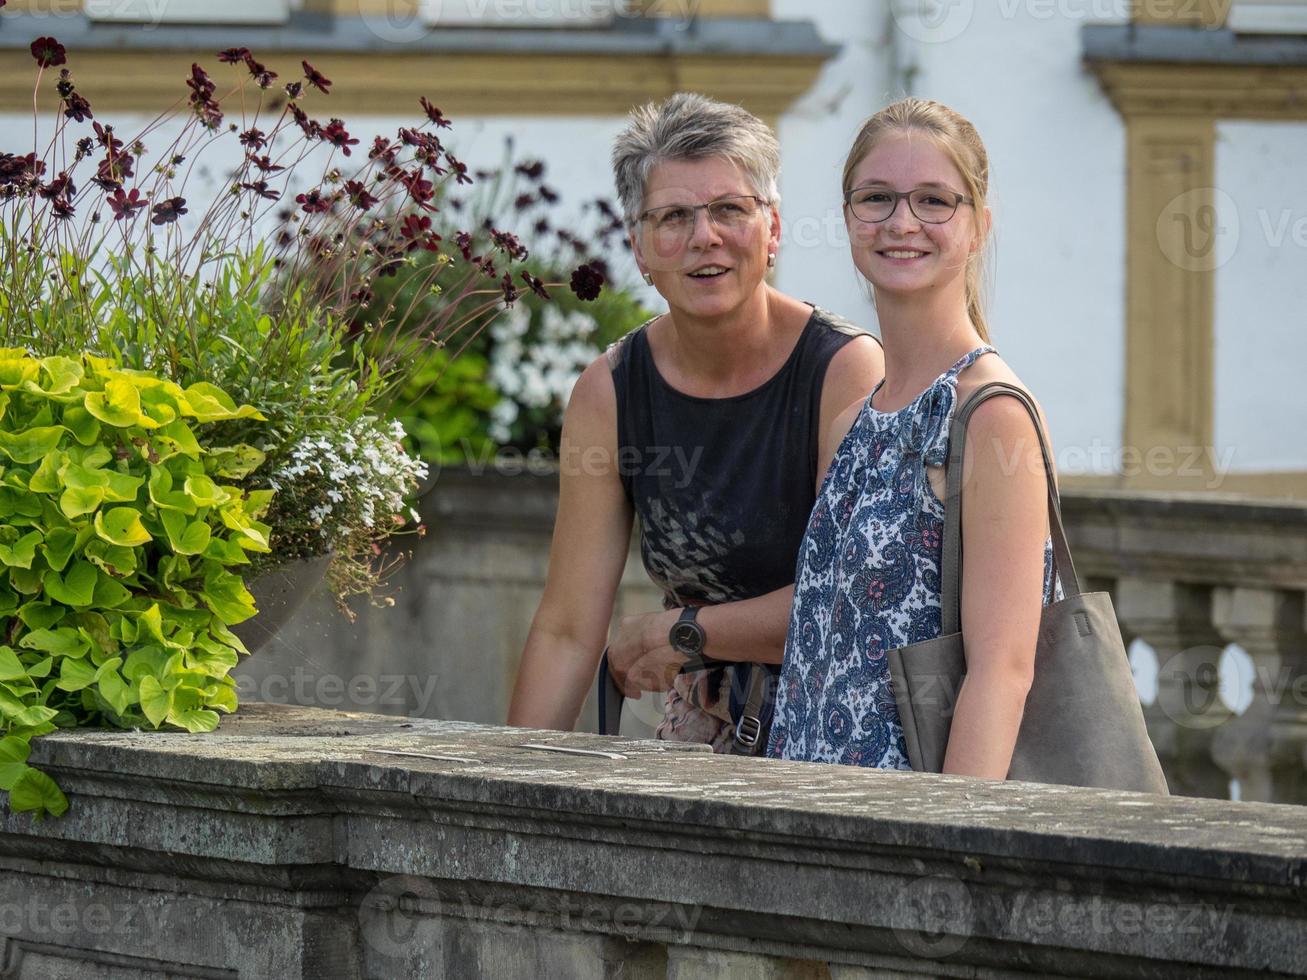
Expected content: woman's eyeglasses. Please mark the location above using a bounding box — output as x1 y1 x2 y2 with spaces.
844 185 972 224
638 195 768 252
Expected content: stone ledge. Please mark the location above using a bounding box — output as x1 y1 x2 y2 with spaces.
3 704 1306 977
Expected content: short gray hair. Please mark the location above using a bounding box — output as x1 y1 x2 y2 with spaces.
611 92 781 226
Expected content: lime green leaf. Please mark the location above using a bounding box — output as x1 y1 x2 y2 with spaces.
183 474 228 508
0 530 43 569
55 655 97 692
59 484 104 519
147 467 196 515
0 646 26 682
138 674 171 727
154 419 202 458
208 683 238 713
9 766 69 817
25 656 51 679
188 639 238 678
12 703 58 728
19 627 90 659
85 378 155 428
202 568 257 625
18 602 65 630
84 539 137 577
43 559 98 607
91 572 132 608
101 469 144 503
40 527 79 572
0 355 39 389
0 736 30 791
95 662 131 716
0 425 63 464
8 565 43 595
160 509 212 556
180 382 265 423
167 707 220 733
38 355 84 395
207 444 266 479
94 507 152 547
27 450 66 494
138 604 166 645
202 537 249 565
62 404 102 446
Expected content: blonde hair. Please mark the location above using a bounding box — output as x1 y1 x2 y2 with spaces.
842 98 992 343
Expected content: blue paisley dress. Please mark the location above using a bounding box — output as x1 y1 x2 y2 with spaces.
767 346 1057 767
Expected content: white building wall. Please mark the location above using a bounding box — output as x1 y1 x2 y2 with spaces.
1214 120 1307 472
890 0 1131 475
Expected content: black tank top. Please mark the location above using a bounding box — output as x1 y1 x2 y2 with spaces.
610 306 871 609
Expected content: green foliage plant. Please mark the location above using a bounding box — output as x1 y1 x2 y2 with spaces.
0 349 270 817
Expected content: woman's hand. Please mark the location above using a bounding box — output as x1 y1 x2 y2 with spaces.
608 609 683 698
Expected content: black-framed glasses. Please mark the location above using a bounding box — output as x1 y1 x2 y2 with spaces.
637 194 768 249
844 185 973 224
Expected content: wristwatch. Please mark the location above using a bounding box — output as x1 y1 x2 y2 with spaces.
668 606 706 658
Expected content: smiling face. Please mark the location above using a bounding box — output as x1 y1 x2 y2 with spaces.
844 131 986 304
631 155 780 321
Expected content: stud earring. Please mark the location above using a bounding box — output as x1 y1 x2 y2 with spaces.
767 253 777 269
642 273 653 286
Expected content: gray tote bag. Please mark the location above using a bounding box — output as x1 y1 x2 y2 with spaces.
886 381 1169 794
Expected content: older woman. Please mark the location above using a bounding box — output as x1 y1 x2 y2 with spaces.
507 93 883 752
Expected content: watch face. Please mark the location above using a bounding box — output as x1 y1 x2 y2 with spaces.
670 621 705 655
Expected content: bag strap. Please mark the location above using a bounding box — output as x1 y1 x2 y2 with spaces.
939 381 1080 635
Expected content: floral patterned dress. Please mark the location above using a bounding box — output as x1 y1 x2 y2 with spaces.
767 346 1056 767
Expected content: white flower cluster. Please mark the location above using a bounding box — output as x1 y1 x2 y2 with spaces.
486 304 600 443
272 417 428 541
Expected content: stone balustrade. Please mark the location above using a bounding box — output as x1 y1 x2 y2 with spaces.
235 471 1307 803
3 703 1306 979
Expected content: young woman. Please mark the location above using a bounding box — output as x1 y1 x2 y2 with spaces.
767 98 1058 778
507 93 883 750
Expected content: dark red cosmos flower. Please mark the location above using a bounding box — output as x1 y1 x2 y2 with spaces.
74 136 94 160
399 214 431 240
39 171 75 201
239 127 266 150
295 188 333 214
63 92 93 123
322 119 358 155
30 37 66 69
51 197 75 219
490 228 527 260
445 152 471 185
290 105 320 139
569 262 605 301
187 63 215 101
520 270 549 300
92 152 132 191
106 187 147 221
419 97 450 128
368 136 397 165
93 122 122 153
500 272 519 305
302 60 331 94
343 179 378 211
454 231 474 260
217 47 250 64
247 154 285 174
240 180 279 200
533 217 550 236
150 196 187 224
242 54 277 88
513 193 534 211
514 160 545 180
538 185 558 204
284 81 302 100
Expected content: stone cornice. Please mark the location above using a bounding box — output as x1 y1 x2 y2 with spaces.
1083 24 1307 118
0 13 838 117
4 704 1307 976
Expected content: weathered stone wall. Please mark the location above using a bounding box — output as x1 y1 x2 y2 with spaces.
2 703 1305 979
233 470 1307 802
